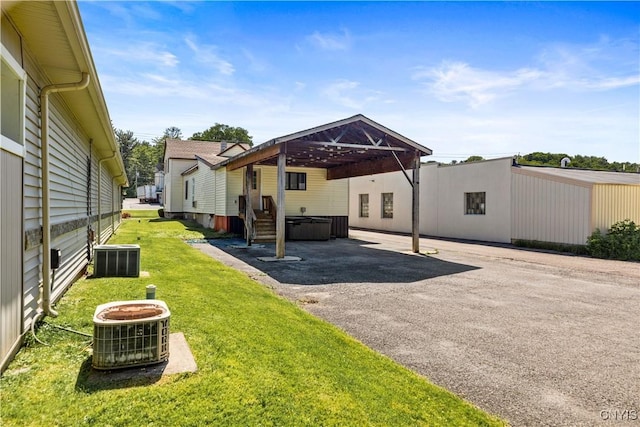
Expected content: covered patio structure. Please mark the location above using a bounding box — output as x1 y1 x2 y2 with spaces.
220 114 432 258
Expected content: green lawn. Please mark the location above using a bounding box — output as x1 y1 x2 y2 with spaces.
0 212 505 426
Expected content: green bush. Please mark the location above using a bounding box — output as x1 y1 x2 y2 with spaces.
586 219 640 261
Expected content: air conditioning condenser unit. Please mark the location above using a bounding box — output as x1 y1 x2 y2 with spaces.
92 300 170 370
93 244 140 277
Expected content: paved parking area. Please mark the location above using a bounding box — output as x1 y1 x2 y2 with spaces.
194 229 640 426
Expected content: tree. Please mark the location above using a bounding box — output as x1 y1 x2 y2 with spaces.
115 128 140 196
130 141 157 187
190 123 252 146
518 152 638 172
152 126 183 169
463 155 485 163
164 126 183 140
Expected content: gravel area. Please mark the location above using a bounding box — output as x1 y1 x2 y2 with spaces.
194 229 640 426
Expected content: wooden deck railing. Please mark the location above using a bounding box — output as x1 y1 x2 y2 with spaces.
262 195 277 223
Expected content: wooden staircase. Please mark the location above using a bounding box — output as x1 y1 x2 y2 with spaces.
253 209 276 243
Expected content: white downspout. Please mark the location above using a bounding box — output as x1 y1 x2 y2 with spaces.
112 173 125 235
40 73 90 318
97 151 117 244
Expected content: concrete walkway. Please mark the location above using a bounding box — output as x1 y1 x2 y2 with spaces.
193 230 640 426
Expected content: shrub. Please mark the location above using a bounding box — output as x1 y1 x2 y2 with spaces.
158 208 164 218
586 219 640 261
121 212 131 219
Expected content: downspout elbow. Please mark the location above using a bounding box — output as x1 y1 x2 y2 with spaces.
40 73 91 319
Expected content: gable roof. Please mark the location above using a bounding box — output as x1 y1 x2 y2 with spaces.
220 114 432 180
164 140 251 167
164 139 224 161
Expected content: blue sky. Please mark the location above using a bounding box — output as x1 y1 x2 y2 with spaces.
78 1 639 163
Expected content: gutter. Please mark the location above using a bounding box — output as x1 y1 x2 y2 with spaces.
97 151 117 243
39 72 90 318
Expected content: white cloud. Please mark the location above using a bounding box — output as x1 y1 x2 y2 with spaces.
320 80 393 110
414 37 639 108
306 29 351 51
97 43 179 67
184 36 234 75
321 80 363 109
414 62 543 108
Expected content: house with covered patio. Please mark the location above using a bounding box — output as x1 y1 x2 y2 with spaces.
163 115 432 258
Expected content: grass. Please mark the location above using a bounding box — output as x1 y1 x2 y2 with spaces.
1 211 505 426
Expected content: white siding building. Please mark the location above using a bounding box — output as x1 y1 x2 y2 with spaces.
1 1 127 372
350 157 640 245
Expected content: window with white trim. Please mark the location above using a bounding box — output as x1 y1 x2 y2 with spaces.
465 192 486 215
1 47 26 156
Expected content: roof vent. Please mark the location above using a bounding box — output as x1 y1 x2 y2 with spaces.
561 157 571 168
220 141 228 151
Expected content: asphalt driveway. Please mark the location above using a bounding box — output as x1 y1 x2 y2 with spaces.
194 229 640 426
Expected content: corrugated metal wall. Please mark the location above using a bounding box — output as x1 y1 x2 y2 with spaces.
591 184 640 232
511 172 591 245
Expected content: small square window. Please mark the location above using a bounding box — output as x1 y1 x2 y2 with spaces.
286 172 306 190
465 192 486 215
382 193 393 218
359 194 369 218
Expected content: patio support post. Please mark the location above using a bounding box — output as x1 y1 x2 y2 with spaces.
276 146 286 258
245 164 253 246
412 153 420 253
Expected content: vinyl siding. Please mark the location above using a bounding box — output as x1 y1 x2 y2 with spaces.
19 50 120 332
201 163 216 213
259 166 349 216
166 158 194 213
225 169 243 216
47 94 94 302
591 184 640 232
215 168 227 214
1 150 23 369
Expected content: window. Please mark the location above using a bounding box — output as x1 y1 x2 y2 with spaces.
465 192 486 215
185 180 189 200
359 194 369 217
286 172 306 190
191 178 195 202
1 47 26 156
252 170 257 190
381 193 393 218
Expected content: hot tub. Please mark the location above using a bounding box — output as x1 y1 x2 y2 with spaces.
285 217 332 241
